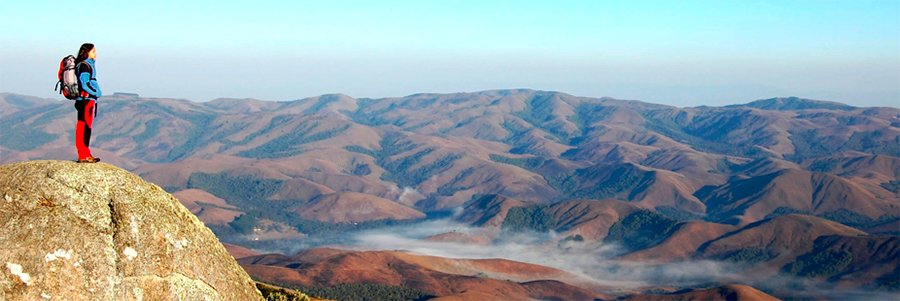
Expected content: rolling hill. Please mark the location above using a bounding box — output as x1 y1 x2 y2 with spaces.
237 248 606 301
4 90 895 221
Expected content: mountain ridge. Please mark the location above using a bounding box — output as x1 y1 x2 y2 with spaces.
2 89 878 109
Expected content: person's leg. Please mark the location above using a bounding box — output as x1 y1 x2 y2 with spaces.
84 100 95 152
74 100 90 160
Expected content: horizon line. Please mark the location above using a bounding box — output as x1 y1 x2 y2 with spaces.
2 89 891 109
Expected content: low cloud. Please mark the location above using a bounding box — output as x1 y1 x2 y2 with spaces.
397 186 419 205
347 219 740 290
342 219 893 300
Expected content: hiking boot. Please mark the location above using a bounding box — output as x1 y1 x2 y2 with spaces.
76 156 101 163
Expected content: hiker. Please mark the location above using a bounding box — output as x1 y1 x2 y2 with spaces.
74 43 102 163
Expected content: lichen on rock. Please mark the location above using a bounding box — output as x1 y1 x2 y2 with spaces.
0 160 263 300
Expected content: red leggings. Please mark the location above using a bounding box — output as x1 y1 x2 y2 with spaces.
75 99 96 160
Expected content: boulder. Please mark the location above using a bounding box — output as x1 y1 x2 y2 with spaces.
0 160 263 300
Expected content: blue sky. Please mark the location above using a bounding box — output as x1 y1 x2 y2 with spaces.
1 0 898 106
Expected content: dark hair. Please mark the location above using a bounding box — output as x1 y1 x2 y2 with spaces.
76 43 95 62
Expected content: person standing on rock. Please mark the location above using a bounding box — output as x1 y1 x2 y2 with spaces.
74 43 102 163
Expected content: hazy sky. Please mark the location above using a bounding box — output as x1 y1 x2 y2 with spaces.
2 0 898 107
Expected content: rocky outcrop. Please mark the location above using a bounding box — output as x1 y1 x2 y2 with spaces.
0 160 263 300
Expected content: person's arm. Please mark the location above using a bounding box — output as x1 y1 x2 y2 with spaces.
78 64 102 98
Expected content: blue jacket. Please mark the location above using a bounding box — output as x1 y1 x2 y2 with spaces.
77 58 102 100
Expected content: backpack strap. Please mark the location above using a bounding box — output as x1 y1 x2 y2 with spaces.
75 61 88 73
75 61 89 85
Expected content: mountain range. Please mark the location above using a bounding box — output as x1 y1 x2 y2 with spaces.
1 90 897 300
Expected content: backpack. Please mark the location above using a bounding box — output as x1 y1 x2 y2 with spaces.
55 55 81 100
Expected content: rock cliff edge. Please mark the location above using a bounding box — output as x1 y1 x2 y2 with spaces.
0 160 263 300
